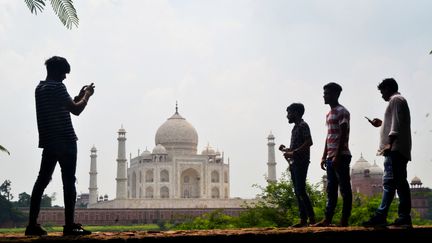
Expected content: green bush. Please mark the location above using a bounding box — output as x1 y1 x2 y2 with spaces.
173 209 237 230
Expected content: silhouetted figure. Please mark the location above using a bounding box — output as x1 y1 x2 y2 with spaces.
25 56 94 236
363 78 412 229
279 103 315 227
314 82 352 227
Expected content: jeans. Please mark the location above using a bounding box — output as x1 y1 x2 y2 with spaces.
290 161 315 221
29 142 77 226
325 155 352 221
376 151 411 220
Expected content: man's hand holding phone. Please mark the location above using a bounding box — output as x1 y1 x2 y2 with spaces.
365 116 382 127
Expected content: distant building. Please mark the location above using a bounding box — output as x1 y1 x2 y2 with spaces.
76 193 89 208
348 154 431 219
410 176 431 219
87 105 254 209
351 154 383 197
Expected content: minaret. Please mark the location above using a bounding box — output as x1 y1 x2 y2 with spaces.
116 126 128 199
89 145 98 205
267 132 277 183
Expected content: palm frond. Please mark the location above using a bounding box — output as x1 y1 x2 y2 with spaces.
24 0 46 15
0 145 10 155
49 0 79 29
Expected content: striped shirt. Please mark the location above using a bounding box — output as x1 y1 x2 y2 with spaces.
326 105 351 158
290 119 312 162
35 80 77 148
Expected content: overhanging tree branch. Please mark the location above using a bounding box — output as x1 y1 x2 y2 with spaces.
24 0 79 29
0 145 10 155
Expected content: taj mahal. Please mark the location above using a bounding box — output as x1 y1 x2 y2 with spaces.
85 105 267 209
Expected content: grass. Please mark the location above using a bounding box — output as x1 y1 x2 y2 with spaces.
0 224 161 234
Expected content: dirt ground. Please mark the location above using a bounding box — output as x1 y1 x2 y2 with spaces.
1 226 431 243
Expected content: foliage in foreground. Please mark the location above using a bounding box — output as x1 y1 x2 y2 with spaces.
173 172 432 229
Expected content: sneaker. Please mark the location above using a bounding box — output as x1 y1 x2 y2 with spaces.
312 219 332 227
63 223 92 236
309 217 316 225
339 218 349 227
388 218 413 229
292 220 308 228
362 215 387 228
25 224 47 236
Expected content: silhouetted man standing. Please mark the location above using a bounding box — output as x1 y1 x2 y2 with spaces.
26 56 94 236
279 103 316 227
314 82 352 227
363 78 412 229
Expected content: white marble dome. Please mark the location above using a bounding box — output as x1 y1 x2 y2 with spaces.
351 154 372 175
152 144 167 154
155 110 198 155
141 149 152 159
201 145 216 155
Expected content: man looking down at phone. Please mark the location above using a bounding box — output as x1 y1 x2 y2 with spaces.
363 78 412 229
25 56 94 236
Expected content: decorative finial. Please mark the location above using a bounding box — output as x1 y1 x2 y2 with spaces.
175 101 178 114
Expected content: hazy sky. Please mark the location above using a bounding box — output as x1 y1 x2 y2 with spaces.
1 0 431 206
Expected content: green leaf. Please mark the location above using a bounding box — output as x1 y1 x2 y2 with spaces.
0 145 10 155
24 0 46 15
49 0 79 29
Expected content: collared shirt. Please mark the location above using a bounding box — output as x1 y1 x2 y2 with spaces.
290 119 312 162
35 80 77 148
380 92 411 161
326 105 351 158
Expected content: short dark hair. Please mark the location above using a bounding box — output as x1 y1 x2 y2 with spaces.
323 82 342 96
286 103 305 117
378 78 398 92
45 56 70 76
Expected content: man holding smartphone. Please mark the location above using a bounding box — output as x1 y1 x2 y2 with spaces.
363 78 412 229
26 56 95 236
279 103 315 227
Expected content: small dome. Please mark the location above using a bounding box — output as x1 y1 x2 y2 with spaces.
141 149 152 159
202 144 216 155
351 154 372 175
267 132 275 139
91 145 97 152
369 161 383 175
118 126 126 133
152 144 167 154
411 176 422 185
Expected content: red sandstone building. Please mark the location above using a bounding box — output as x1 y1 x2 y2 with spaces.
323 154 431 219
